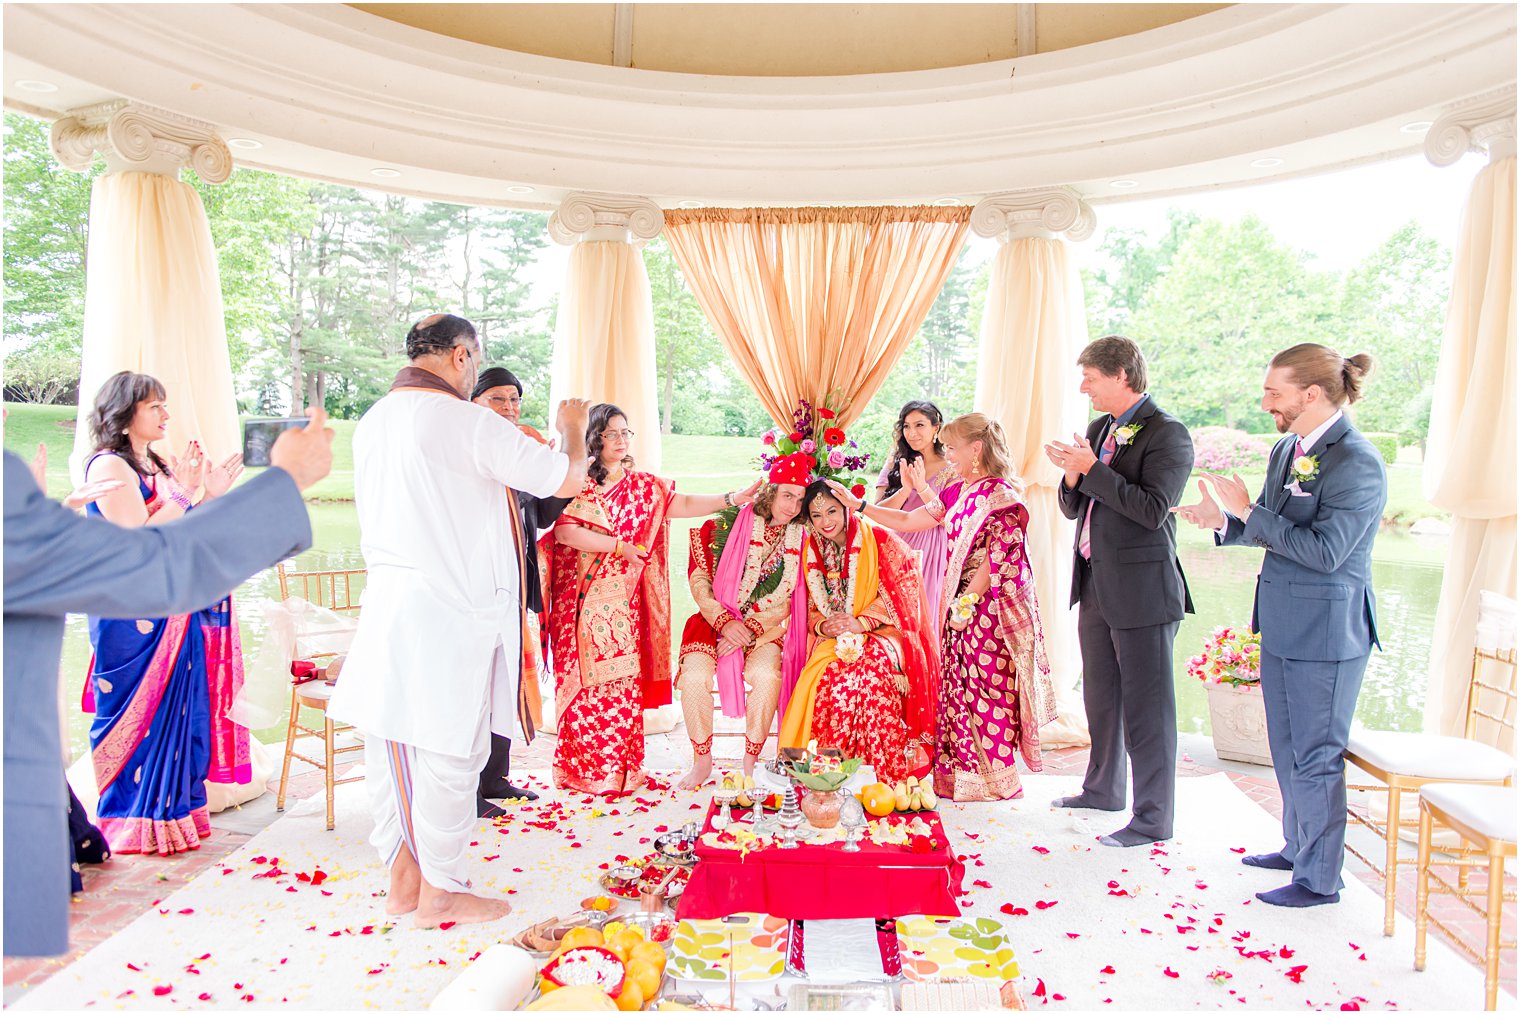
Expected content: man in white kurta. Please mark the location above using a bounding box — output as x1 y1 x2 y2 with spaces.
330 313 586 928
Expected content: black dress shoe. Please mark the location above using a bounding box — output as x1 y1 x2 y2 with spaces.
1255 883 1338 907
1099 827 1167 847
477 798 507 819
502 783 539 802
1241 852 1294 871
1051 794 1122 811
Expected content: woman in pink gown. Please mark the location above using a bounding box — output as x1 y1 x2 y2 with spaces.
874 401 956 630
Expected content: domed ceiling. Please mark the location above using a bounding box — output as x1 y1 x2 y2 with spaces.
3 4 1514 211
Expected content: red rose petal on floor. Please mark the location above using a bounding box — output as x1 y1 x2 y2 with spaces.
1285 965 1308 983
1100 965 1116 975
1341 1005 1361 1011
1163 967 1180 978
198 993 213 1002
439 921 456 930
153 985 173 996
1035 900 1059 910
126 963 143 972
1230 846 1246 853
1052 994 1066 1001
1031 845 1050 855
1032 979 1047 998
1279 945 1295 958
1065 933 1080 940
240 995 255 1002
973 879 992 889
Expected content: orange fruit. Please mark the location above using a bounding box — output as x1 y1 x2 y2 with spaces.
613 977 646 1011
560 926 603 951
630 940 667 974
861 782 895 817
625 958 662 999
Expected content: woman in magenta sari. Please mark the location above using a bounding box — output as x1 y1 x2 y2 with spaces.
81 372 249 854
833 412 1054 801
874 401 956 628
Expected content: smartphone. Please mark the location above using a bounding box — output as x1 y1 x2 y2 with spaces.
242 417 307 468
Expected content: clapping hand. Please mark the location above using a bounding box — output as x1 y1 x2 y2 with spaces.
1044 434 1096 480
202 453 245 498
1200 472 1252 520
168 441 207 494
62 479 126 511
902 457 927 493
1171 479 1226 530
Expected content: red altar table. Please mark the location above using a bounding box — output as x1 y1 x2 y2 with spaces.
675 802 966 921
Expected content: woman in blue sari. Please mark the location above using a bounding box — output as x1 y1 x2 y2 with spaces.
82 372 248 855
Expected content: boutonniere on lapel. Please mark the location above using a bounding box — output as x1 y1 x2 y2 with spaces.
1284 453 1321 494
1112 421 1143 446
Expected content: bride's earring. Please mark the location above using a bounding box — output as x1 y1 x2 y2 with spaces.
971 457 982 478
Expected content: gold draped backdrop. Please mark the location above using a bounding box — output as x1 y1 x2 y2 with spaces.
662 206 970 427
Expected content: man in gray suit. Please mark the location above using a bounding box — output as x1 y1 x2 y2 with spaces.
3 412 333 956
1176 343 1385 907
1046 336 1195 847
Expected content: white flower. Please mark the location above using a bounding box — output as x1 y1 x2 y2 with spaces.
835 630 865 664
1113 422 1143 446
1291 454 1320 481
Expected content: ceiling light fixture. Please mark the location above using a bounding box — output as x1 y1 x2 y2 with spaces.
1108 179 1139 189
1400 120 1433 134
370 168 401 178
227 138 263 150
1250 157 1284 168
504 185 535 194
677 200 703 209
14 80 58 93
933 198 962 206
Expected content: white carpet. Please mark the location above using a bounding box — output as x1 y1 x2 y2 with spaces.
11 772 1510 1011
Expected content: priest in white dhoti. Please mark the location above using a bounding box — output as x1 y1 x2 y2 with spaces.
330 313 589 928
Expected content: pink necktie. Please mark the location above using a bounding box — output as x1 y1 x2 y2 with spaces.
1078 432 1120 560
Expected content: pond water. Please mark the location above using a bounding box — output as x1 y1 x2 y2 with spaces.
55 504 1446 762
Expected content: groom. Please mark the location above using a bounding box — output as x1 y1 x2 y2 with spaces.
1175 342 1385 907
1045 336 1195 847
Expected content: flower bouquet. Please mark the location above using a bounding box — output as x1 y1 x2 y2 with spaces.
787 743 863 791
758 396 871 496
1186 626 1261 687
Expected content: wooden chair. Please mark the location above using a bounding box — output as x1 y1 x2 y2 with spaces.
1414 783 1517 1010
273 562 366 831
1344 645 1517 935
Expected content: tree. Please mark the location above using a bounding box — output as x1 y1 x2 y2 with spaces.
644 237 728 434
1130 215 1337 429
1337 221 1451 447
1083 208 1199 338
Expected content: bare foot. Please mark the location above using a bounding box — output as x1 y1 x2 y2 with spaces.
741 753 760 778
414 880 511 929
677 754 713 791
385 847 421 916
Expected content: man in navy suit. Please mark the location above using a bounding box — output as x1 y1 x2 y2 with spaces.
3 412 332 956
1176 343 1385 908
1045 336 1195 847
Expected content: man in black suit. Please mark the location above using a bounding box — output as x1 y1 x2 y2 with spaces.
1045 336 1195 846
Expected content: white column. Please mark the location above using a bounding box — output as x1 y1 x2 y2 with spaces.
1420 93 1517 742
971 186 1097 748
50 101 238 483
547 192 665 474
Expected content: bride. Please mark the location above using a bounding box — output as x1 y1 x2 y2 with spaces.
777 481 939 783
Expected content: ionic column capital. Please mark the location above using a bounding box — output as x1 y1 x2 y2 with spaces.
548 192 665 246
48 101 233 183
1425 90 1517 166
971 187 1097 243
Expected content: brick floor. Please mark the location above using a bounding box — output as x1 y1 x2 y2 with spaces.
5 736 1514 1005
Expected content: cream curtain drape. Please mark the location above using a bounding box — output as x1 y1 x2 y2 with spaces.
1422 155 1517 744
69 171 239 483
975 236 1090 746
548 240 662 473
662 207 970 427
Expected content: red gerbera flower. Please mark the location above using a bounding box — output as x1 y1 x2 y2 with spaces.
823 427 846 446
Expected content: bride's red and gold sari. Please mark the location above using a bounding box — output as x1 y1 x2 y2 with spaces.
545 471 674 796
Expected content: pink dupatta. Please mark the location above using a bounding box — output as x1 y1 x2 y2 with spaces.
711 504 755 718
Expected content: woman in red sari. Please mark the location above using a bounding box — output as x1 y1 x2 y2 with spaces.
778 482 939 783
546 403 760 796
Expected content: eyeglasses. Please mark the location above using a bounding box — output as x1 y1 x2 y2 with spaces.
485 395 522 406
601 429 635 441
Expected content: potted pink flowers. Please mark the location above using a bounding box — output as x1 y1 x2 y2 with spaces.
1187 626 1271 766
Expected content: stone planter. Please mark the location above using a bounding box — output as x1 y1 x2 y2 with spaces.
1205 682 1273 766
